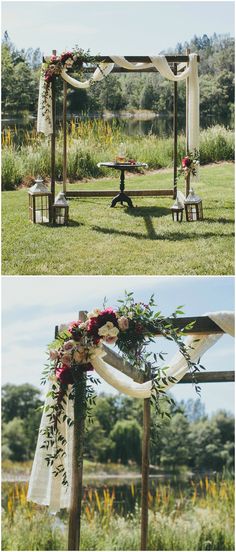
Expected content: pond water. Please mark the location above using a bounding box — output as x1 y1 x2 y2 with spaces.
1 113 176 140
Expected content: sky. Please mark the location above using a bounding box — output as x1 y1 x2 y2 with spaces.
1 1 234 55
2 275 234 416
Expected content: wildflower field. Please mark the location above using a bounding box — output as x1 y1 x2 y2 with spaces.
2 475 234 550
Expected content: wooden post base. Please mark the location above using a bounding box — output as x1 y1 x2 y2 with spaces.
141 398 151 550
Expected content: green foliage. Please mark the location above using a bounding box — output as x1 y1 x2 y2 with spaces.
1 384 43 460
2 383 43 422
159 413 191 470
2 381 234 473
1 33 39 114
2 418 30 461
189 411 235 471
110 419 142 465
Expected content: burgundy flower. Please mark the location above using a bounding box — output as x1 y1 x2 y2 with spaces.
60 51 73 63
182 156 191 168
56 361 93 385
87 308 118 342
56 364 74 385
135 323 144 334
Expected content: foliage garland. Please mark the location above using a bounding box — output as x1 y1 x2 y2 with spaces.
40 293 204 486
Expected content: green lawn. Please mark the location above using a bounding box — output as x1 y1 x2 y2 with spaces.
2 162 234 275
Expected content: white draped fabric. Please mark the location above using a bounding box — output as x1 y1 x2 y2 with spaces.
27 311 233 513
37 54 199 151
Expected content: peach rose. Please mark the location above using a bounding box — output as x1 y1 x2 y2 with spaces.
118 316 129 331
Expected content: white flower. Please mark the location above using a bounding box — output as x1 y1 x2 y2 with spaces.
118 316 129 331
87 308 101 318
128 312 133 319
79 321 89 330
98 321 119 338
65 59 73 67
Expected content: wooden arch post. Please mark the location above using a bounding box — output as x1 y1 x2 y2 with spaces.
185 48 191 197
173 63 178 199
51 50 57 204
63 81 67 194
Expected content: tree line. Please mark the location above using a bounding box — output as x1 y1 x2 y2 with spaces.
1 32 234 128
2 383 234 473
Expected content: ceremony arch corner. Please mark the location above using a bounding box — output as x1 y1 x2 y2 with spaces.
37 50 200 204
27 308 235 552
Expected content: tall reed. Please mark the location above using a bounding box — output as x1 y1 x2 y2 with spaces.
2 123 234 190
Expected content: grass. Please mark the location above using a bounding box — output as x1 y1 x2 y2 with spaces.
2 162 234 275
2 476 234 550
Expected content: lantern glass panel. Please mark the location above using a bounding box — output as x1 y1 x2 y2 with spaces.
185 200 203 222
34 196 50 223
53 206 68 225
172 208 183 222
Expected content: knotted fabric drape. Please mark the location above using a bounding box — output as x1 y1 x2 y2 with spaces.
37 54 199 151
28 311 233 513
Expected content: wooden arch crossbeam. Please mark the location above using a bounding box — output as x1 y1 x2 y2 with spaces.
48 51 200 203
54 312 234 551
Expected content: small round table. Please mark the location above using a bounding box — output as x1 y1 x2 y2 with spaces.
97 162 148 208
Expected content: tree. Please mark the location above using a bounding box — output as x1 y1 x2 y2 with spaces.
98 76 127 111
160 413 191 471
2 384 43 422
110 419 142 465
2 418 30 461
1 43 14 109
2 384 43 460
84 419 115 463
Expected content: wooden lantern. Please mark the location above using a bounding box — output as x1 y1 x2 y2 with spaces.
171 200 184 222
184 189 203 221
53 192 69 225
28 177 52 224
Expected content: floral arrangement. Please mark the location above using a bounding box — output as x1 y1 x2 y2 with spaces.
40 47 95 120
178 150 200 179
41 293 204 485
42 47 92 86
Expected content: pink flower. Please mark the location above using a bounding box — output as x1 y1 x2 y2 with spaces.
118 316 129 331
49 349 58 361
60 353 71 367
68 320 81 333
64 340 75 351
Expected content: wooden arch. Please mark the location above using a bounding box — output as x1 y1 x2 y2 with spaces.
54 313 234 551
47 51 200 204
